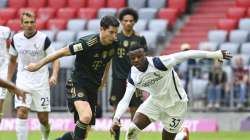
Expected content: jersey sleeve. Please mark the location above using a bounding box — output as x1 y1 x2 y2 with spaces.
68 39 88 55
113 82 136 120
9 38 18 56
44 37 55 55
140 35 148 51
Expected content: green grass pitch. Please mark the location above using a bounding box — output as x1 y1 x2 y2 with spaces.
0 131 250 140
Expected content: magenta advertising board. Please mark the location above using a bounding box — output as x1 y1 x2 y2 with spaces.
0 118 218 132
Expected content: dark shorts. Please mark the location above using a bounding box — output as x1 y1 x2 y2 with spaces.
109 79 143 107
65 80 97 125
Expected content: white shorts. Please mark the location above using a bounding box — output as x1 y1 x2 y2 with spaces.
15 88 51 112
0 67 8 99
136 98 187 133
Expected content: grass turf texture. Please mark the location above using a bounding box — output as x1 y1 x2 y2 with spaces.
0 131 249 140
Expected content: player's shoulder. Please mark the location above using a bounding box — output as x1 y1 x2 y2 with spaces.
79 33 98 47
0 26 10 33
13 31 24 39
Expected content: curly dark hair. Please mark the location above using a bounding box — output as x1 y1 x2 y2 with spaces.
118 8 138 22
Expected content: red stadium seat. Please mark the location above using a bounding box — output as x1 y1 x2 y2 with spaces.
8 0 27 9
36 19 46 30
107 0 126 9
0 8 16 21
226 7 246 21
217 19 237 31
48 0 67 9
47 19 67 30
18 8 37 18
87 0 106 9
246 8 250 17
236 0 250 8
27 0 47 9
37 8 56 21
77 8 97 20
57 8 76 20
0 19 6 25
158 8 178 27
7 19 21 32
68 0 87 9
168 0 187 16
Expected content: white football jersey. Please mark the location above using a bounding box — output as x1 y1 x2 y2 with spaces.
127 56 188 109
0 26 11 67
9 31 54 90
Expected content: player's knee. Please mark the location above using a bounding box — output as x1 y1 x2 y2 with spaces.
38 117 49 125
17 107 28 119
126 122 141 140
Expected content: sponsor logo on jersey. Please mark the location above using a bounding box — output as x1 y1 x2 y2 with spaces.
138 72 163 87
73 43 83 52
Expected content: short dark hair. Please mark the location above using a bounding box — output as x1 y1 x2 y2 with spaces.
128 43 145 53
118 8 138 22
100 15 120 29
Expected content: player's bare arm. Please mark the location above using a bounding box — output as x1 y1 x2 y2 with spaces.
25 47 71 72
49 59 60 86
7 55 17 81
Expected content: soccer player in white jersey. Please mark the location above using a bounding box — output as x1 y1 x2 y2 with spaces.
110 43 232 140
7 11 60 140
0 25 11 123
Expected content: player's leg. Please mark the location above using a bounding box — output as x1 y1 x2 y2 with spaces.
0 99 4 123
15 92 32 140
31 88 51 140
109 79 126 140
174 127 189 140
161 101 187 140
0 88 6 123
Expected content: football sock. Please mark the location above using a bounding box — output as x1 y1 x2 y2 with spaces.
74 120 88 140
114 127 120 140
40 123 50 140
16 118 28 140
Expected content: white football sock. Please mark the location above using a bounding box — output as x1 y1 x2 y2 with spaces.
16 118 28 140
40 123 50 140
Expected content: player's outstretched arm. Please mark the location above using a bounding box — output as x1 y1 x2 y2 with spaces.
49 59 60 86
25 47 71 72
163 50 232 68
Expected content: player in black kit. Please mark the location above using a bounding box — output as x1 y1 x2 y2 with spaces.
25 15 120 140
110 8 147 140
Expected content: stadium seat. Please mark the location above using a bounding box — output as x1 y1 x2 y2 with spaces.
37 7 56 21
48 0 67 9
0 0 8 8
36 19 46 30
50 41 66 50
128 0 146 9
98 8 117 18
247 8 250 17
148 0 166 9
41 30 56 41
87 19 101 32
158 8 178 27
229 30 249 43
67 19 87 32
68 0 87 9
236 0 250 8
77 8 97 20
140 31 158 50
59 55 75 68
217 19 238 31
47 19 67 31
226 7 246 21
0 8 16 21
6 19 21 32
0 19 6 25
8 0 27 9
134 19 148 32
57 8 76 20
138 8 157 20
77 30 97 39
27 0 47 8
219 42 240 55
240 43 250 54
198 41 219 51
87 0 106 9
18 8 37 17
148 19 168 36
56 30 76 44
168 0 187 16
208 30 228 44
239 18 250 30
107 0 126 9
